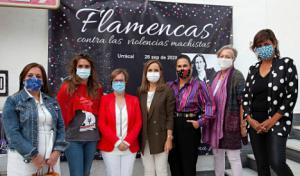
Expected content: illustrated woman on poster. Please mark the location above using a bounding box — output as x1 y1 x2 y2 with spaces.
192 53 216 84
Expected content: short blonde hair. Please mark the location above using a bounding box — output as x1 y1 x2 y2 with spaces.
111 68 129 82
216 45 238 59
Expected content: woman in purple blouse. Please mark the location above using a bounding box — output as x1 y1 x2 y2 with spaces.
167 54 215 176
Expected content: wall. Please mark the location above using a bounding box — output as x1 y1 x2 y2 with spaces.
0 0 300 112
0 7 48 109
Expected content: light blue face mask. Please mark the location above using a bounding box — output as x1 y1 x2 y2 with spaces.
76 68 91 79
112 81 126 93
255 45 274 60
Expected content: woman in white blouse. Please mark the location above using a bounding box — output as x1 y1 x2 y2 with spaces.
97 68 142 176
2 63 67 176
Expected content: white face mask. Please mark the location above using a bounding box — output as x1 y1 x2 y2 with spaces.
218 58 233 70
146 72 160 83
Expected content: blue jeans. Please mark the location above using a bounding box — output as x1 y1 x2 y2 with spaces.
65 141 97 176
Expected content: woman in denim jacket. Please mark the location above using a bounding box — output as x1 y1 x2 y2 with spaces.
2 63 68 176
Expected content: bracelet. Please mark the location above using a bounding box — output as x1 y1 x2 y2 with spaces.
167 135 173 140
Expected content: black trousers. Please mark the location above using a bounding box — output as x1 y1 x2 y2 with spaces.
168 117 200 176
249 128 294 176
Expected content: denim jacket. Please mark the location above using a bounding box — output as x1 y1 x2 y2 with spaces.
2 89 68 162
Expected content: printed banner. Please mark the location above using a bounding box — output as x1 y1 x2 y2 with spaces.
48 0 232 94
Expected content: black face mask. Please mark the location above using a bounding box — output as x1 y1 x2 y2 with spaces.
177 69 191 79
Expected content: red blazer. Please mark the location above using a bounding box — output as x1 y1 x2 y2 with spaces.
97 93 142 153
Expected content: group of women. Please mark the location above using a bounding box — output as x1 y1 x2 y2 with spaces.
2 29 298 176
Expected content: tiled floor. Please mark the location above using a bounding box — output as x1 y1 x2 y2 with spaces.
61 159 144 176
1 155 259 176
248 154 300 176
293 126 300 131
287 138 300 151
61 156 258 176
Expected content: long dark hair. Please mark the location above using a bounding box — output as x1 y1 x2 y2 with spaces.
65 54 100 98
19 63 50 94
191 54 207 77
139 59 166 93
251 29 280 58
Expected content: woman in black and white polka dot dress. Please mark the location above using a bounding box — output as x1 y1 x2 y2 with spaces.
242 29 298 176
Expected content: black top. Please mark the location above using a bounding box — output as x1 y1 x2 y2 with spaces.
252 72 269 122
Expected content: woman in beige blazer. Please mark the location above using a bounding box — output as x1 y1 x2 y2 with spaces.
138 59 175 176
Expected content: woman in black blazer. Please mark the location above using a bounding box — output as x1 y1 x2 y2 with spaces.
191 53 216 84
242 29 298 176
138 59 175 176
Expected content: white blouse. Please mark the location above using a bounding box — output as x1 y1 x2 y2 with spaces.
111 103 131 155
7 89 60 176
147 91 155 109
35 95 54 159
115 103 128 140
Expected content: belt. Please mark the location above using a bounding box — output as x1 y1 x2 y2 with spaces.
175 112 198 118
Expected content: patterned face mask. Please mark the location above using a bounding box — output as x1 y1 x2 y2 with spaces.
177 69 191 79
24 76 42 92
255 45 274 60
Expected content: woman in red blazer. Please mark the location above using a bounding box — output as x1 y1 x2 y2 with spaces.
97 68 142 176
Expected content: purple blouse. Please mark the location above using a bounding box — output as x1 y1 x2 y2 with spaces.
167 78 215 125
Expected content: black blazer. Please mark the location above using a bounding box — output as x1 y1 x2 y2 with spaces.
242 57 298 137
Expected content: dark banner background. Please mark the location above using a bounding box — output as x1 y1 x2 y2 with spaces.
48 0 232 94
